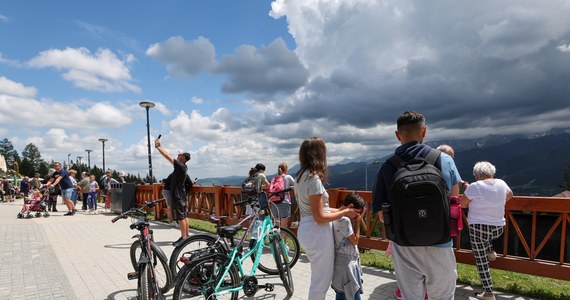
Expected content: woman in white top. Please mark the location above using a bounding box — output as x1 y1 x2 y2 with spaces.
295 137 358 300
461 161 513 300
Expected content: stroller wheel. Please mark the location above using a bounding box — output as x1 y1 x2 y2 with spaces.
44 213 50 218
26 214 33 219
17 213 23 219
35 212 41 218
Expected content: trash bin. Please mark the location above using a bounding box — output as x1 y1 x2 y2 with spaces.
110 182 136 213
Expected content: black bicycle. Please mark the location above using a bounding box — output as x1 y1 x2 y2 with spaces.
168 189 300 278
112 198 172 299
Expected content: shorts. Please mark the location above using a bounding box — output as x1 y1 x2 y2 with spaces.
162 189 172 207
61 188 74 200
171 197 188 221
269 202 291 219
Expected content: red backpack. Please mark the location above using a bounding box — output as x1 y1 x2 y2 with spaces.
268 175 286 203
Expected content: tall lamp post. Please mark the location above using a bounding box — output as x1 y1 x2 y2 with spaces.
139 101 155 183
85 149 92 170
98 138 108 172
364 160 381 190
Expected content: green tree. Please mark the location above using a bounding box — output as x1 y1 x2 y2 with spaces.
0 138 18 170
20 158 35 176
22 143 44 172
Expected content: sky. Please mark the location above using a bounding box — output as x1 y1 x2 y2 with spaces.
1 0 570 180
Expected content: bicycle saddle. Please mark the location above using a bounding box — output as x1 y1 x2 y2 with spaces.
218 224 242 238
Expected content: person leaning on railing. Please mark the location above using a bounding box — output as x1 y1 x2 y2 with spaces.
461 161 514 300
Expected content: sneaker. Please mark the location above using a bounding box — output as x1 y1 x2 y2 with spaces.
63 211 73 216
172 236 188 247
487 250 497 261
71 209 77 215
394 288 402 300
475 291 496 300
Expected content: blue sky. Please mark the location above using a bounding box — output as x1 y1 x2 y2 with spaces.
2 0 570 180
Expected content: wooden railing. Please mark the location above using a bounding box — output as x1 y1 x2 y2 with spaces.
134 184 570 281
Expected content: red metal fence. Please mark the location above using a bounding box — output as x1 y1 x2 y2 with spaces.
135 184 570 281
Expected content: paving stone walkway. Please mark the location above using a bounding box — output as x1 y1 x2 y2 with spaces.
0 199 535 299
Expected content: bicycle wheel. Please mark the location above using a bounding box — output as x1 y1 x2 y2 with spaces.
172 254 239 300
130 241 172 294
249 226 300 275
272 235 294 296
168 234 219 277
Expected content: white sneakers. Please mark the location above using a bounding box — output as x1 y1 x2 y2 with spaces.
487 250 497 261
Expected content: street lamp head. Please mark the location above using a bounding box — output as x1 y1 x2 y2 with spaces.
85 149 92 153
98 138 108 143
139 101 155 109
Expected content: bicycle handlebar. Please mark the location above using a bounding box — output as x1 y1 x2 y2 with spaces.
234 188 293 207
110 198 165 223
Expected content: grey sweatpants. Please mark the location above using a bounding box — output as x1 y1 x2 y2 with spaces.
298 215 335 300
391 243 457 300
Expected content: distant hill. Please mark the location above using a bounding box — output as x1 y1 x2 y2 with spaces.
197 129 570 196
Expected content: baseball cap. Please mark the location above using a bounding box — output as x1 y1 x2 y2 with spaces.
180 152 191 161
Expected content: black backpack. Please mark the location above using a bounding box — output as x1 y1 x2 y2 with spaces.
241 174 259 202
383 148 451 246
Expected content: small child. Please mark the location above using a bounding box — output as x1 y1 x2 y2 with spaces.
331 193 366 300
87 175 100 214
22 189 42 213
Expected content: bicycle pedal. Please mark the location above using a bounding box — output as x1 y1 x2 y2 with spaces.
263 283 274 292
127 271 138 280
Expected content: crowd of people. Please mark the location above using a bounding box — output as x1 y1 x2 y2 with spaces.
0 110 514 300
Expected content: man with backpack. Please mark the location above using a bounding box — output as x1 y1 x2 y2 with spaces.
372 111 462 300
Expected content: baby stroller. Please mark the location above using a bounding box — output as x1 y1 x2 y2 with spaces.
17 188 50 219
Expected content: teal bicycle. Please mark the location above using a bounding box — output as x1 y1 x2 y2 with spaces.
172 191 294 299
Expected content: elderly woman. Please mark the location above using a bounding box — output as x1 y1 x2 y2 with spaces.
461 161 513 300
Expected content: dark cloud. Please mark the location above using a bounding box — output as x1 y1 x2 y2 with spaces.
214 38 309 96
265 1 570 140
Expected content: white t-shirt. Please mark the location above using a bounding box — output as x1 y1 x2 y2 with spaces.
464 178 512 226
333 217 359 257
283 174 295 204
295 172 329 218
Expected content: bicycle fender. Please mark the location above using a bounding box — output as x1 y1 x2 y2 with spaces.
151 240 169 263
131 234 141 239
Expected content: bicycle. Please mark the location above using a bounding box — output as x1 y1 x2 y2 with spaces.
111 198 172 299
172 191 294 299
168 189 300 277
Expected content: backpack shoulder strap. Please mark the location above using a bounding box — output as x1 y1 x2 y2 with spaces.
388 154 405 169
424 148 441 165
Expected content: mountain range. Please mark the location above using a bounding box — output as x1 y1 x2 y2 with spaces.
197 128 570 196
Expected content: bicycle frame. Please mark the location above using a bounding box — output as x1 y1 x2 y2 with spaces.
134 219 165 300
208 209 289 297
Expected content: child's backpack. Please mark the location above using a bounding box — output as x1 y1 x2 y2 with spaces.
241 174 259 202
449 195 463 237
268 175 286 203
383 148 451 246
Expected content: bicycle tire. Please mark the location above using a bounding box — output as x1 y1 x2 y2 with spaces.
139 263 152 300
172 254 239 300
272 235 294 296
130 241 172 294
249 226 300 275
168 234 220 277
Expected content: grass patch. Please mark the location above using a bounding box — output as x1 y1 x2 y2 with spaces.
187 218 570 299
360 248 570 300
